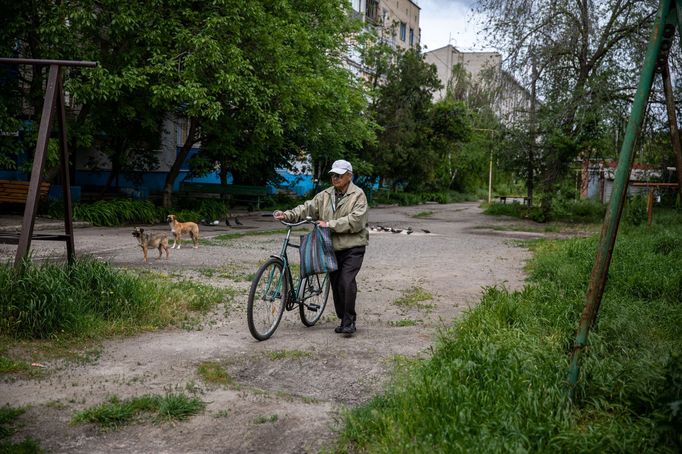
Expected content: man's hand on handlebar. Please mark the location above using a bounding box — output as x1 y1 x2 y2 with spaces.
272 212 328 228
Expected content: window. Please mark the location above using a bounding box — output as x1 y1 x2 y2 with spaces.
366 0 378 23
400 22 406 41
409 28 414 46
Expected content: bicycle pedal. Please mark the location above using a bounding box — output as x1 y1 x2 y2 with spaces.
307 304 320 311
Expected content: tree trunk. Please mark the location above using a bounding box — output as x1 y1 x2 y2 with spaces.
661 61 682 201
527 53 537 205
163 118 198 209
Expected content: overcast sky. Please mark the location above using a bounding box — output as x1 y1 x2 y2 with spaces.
417 0 495 52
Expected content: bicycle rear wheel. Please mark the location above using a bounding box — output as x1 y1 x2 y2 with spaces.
299 273 330 327
247 258 287 341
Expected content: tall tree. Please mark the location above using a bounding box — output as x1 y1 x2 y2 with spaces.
478 0 659 215
367 49 442 190
140 0 373 207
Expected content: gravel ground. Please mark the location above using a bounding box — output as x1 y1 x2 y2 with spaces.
0 202 535 453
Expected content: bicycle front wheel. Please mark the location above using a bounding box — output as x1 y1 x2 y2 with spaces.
299 273 330 327
247 258 287 341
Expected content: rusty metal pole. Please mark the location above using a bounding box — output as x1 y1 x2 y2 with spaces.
567 0 674 398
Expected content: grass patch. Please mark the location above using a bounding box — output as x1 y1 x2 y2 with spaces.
72 393 205 428
0 356 30 374
485 198 606 223
197 361 235 387
338 212 682 452
0 405 42 453
254 414 279 424
0 405 24 438
213 228 305 241
0 257 234 340
198 264 252 282
413 211 434 218
392 287 434 310
267 350 312 360
388 319 419 327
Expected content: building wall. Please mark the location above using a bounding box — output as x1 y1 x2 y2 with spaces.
424 45 501 101
349 0 420 51
378 0 421 50
424 45 532 126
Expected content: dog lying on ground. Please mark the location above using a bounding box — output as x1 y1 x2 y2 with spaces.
132 227 169 262
166 214 200 249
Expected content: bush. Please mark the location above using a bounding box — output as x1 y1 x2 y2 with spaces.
49 199 164 226
485 198 605 223
197 199 229 221
371 190 451 206
625 194 648 226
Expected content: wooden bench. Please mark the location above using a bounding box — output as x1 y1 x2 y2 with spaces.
179 182 268 209
0 180 51 204
497 195 530 205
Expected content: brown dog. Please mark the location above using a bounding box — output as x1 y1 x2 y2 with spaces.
166 214 200 249
132 227 169 262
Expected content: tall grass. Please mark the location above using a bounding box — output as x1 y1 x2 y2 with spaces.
0 257 232 339
72 199 163 226
338 212 682 452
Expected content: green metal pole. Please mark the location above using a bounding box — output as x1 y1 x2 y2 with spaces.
567 0 674 398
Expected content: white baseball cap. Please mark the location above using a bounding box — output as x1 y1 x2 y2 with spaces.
329 159 353 175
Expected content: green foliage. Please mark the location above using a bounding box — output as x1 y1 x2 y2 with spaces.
485 202 547 222
0 406 23 438
485 197 606 223
51 199 164 227
372 190 449 206
392 287 433 310
72 393 205 428
363 49 444 191
197 361 234 387
0 405 41 453
0 257 231 339
339 214 682 452
625 194 648 226
197 199 229 222
548 198 606 223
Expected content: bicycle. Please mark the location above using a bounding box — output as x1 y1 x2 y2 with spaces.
246 218 331 341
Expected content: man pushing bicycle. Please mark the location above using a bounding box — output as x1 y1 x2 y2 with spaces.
274 159 369 336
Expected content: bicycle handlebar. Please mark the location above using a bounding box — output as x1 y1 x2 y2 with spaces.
278 217 318 227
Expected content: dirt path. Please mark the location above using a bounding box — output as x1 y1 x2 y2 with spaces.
1 202 533 453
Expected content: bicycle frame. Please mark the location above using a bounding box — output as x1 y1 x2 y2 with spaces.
247 217 331 340
275 218 316 308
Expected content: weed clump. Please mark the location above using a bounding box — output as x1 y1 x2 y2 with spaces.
0 257 231 339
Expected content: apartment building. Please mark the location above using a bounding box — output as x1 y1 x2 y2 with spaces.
424 44 532 125
346 0 421 80
349 0 420 49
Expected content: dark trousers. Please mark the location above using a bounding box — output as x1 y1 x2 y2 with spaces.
329 246 365 327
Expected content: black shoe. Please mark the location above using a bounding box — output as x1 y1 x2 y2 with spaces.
334 324 344 333
341 323 356 335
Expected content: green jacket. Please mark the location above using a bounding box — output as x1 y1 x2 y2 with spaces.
282 181 369 251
